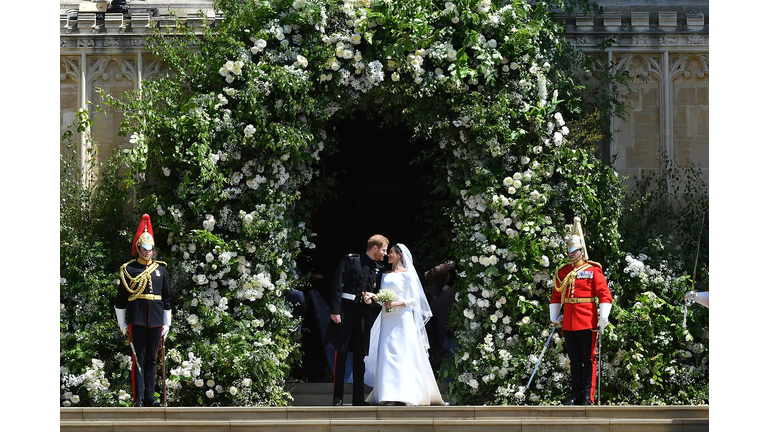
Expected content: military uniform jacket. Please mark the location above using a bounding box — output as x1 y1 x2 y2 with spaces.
324 253 383 354
550 261 612 332
115 259 172 328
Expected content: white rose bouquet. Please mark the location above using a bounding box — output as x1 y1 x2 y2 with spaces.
376 289 397 312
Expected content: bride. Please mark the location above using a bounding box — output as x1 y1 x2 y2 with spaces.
363 243 445 406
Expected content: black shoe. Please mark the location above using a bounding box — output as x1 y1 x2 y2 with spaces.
563 398 581 406
134 399 144 407
332 398 344 406
150 399 163 407
352 400 371 406
583 397 593 406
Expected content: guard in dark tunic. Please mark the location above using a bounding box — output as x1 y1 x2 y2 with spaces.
324 234 388 406
115 214 172 407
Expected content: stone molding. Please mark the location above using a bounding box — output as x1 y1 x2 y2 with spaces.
564 9 708 51
61 2 708 51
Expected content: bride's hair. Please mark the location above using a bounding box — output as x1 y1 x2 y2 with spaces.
389 244 403 259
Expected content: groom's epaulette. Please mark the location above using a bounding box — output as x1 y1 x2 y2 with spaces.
155 260 168 267
586 260 602 269
348 254 359 257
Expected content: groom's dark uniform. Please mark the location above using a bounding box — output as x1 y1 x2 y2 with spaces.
325 252 383 405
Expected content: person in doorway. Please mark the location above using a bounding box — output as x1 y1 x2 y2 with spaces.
324 234 389 406
423 261 456 372
550 217 612 406
115 214 172 407
364 243 445 406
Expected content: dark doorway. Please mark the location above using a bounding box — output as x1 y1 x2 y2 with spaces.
292 114 438 383
302 114 435 296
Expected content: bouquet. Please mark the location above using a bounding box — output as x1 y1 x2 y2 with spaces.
376 289 397 312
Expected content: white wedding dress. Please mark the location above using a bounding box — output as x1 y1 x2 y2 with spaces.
364 265 445 406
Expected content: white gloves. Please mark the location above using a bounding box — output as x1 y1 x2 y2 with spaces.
115 307 172 337
695 292 709 308
162 310 172 338
115 307 128 335
598 303 612 334
685 291 709 308
549 303 563 325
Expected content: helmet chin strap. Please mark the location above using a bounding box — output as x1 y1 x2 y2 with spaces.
137 248 154 264
569 249 584 265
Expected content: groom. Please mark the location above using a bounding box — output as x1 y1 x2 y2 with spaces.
325 234 388 406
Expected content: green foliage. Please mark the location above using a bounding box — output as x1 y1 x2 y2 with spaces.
60 108 133 407
592 155 710 405
621 155 709 285
60 0 707 407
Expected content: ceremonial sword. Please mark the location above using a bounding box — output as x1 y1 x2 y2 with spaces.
125 331 143 376
515 324 557 400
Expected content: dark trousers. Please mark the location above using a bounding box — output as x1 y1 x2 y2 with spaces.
128 324 162 403
333 324 366 403
564 328 598 403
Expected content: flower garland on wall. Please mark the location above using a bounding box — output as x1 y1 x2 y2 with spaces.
60 0 708 406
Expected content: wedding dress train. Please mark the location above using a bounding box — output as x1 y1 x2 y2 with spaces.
364 270 445 406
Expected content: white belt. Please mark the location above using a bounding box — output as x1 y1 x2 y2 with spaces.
341 293 355 301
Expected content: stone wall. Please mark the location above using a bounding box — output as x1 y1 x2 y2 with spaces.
60 0 709 190
564 0 709 188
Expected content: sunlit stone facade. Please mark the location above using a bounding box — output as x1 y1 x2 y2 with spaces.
60 1 708 189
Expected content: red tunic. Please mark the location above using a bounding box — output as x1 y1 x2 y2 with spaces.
550 261 612 331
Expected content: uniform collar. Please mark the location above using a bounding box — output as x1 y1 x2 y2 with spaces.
360 252 382 269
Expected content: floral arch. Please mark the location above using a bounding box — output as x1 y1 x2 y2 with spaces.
60 0 708 407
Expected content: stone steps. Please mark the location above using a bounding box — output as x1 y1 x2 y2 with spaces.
61 405 709 432
60 383 708 432
285 382 453 406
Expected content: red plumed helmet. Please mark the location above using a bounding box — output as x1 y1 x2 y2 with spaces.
132 214 155 256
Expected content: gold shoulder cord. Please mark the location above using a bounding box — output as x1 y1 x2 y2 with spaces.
553 264 568 293
120 260 161 301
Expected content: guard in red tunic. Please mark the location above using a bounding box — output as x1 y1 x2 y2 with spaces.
550 217 612 405
115 214 172 407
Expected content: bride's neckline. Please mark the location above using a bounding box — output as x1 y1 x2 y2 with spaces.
387 269 408 274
